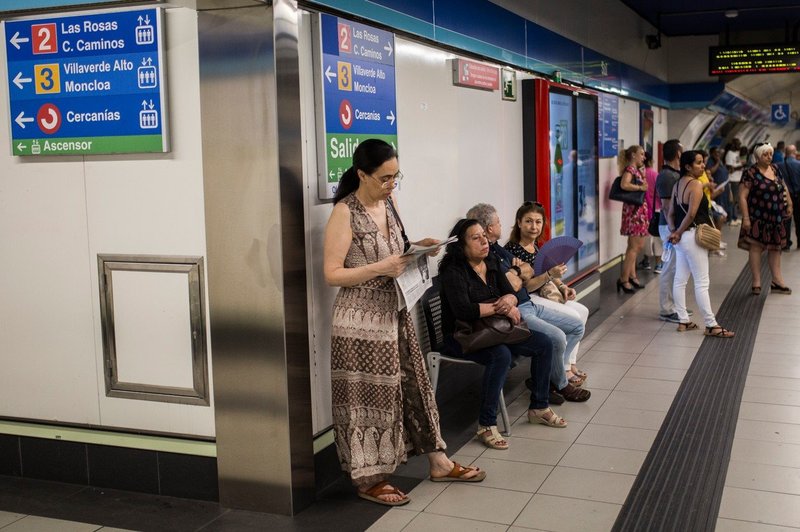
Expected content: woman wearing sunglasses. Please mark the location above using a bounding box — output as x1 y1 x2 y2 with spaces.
324 139 485 506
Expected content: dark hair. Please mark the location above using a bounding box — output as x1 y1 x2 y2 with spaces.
696 149 708 159
438 218 481 274
680 150 702 176
508 201 547 244
644 151 653 168
663 139 682 162
333 139 398 204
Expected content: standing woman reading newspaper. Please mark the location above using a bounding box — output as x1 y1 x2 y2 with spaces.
323 139 485 507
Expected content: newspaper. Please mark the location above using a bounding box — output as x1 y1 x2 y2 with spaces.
395 236 455 310
395 254 433 310
401 236 457 256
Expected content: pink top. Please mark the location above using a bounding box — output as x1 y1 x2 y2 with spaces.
644 167 659 211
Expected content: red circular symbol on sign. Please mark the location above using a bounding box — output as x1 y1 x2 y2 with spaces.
37 103 62 135
339 99 353 130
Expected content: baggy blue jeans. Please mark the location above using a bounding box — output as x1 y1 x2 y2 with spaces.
517 300 584 389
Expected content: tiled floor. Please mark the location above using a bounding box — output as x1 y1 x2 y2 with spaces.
368 229 800 532
3 228 800 532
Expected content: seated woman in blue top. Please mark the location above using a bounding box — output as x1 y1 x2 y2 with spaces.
438 219 566 451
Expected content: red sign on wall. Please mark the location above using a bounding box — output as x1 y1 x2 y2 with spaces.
452 58 499 91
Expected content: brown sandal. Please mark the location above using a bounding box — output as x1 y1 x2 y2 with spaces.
558 383 591 402
357 481 410 506
476 426 509 450
705 325 735 338
676 322 698 332
430 462 486 483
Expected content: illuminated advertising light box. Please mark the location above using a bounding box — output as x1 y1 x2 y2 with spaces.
709 44 800 75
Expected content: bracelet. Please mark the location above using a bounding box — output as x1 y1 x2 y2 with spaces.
509 265 521 276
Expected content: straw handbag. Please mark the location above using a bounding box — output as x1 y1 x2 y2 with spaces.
694 221 721 251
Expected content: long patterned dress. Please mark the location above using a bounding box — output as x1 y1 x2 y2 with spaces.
738 164 789 251
330 193 445 488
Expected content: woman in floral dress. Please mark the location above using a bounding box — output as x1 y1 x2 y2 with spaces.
618 145 650 293
738 142 794 295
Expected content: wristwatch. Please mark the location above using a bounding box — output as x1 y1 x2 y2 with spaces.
510 265 522 276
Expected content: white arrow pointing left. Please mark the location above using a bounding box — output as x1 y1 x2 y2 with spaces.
10 32 29 50
17 143 26 151
15 111 34 129
325 65 337 83
384 41 393 57
386 110 395 125
13 72 32 90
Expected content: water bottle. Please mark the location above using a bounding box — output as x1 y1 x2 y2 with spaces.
662 241 673 263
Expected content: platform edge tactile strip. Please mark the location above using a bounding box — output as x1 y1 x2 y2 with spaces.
612 259 770 532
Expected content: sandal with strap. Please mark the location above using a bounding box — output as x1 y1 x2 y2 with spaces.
676 321 698 332
752 286 761 295
571 365 588 379
771 282 792 295
476 426 509 450
567 373 585 387
430 462 486 483
357 481 410 506
528 408 568 428
559 383 591 402
705 325 735 338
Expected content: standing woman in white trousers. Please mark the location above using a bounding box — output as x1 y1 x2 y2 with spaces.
667 150 735 338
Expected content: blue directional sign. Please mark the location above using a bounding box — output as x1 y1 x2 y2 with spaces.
4 8 168 156
598 93 618 158
772 103 790 125
317 14 397 199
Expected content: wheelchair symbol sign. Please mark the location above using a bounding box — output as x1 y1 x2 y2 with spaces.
772 104 790 124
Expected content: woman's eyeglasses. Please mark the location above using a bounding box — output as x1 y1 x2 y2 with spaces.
370 171 404 189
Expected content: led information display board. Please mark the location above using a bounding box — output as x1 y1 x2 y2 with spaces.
709 44 800 75
4 8 168 156
314 13 397 200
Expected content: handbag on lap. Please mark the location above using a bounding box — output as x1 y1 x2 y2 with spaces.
453 314 531 354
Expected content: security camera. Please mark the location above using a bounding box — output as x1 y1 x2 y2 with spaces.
645 34 661 50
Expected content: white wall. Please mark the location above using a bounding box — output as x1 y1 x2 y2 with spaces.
301 15 665 433
0 7 215 436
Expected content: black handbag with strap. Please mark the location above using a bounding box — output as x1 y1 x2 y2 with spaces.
453 314 531 354
647 190 660 236
609 175 646 206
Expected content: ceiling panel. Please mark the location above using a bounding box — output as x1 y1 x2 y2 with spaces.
620 0 800 37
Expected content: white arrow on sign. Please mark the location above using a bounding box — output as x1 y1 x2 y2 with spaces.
384 41 393 57
13 72 32 90
17 143 26 151
329 170 335 179
10 32 29 50
15 111 34 129
386 110 395 125
325 65 337 84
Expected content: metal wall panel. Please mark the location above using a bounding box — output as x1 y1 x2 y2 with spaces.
199 0 313 515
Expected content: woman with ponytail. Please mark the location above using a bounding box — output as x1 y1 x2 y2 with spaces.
324 139 485 506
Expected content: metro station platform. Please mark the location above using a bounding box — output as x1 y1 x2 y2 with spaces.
1 224 799 531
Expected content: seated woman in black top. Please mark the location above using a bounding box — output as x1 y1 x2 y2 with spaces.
438 219 566 450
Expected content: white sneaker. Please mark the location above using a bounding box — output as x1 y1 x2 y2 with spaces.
720 241 728 249
730 219 742 226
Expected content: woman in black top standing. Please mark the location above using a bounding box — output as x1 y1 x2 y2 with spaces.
667 151 735 338
438 219 564 451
